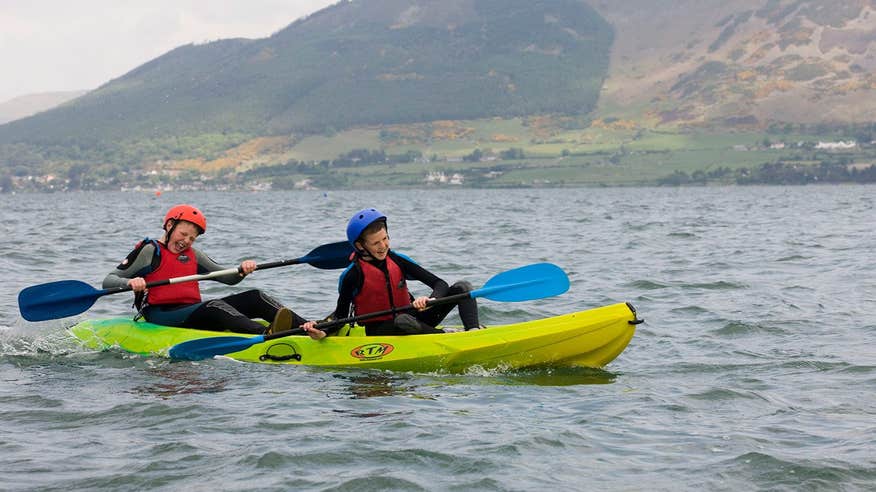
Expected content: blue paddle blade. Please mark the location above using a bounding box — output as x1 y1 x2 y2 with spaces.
168 335 265 361
472 263 569 302
301 241 353 269
18 280 101 322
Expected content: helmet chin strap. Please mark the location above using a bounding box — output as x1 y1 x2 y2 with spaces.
354 243 370 259
163 218 180 245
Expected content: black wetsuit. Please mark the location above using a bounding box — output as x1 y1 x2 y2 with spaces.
328 250 479 336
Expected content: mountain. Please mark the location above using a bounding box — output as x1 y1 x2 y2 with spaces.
2 0 876 186
0 0 611 144
590 0 876 127
0 91 87 125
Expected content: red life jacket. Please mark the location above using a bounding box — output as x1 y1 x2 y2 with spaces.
353 255 411 322
143 242 201 305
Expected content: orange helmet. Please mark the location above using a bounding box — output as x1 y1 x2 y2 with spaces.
163 204 206 234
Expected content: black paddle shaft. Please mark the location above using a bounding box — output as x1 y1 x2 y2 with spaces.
262 293 471 341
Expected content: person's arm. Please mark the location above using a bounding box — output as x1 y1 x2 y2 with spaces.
325 268 358 333
301 267 358 339
393 252 449 298
102 242 157 290
331 268 362 319
193 249 249 285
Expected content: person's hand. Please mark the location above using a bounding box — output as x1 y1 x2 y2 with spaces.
128 277 147 292
412 296 431 311
239 259 257 276
301 321 327 340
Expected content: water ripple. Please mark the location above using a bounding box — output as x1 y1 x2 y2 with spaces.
2 186 876 490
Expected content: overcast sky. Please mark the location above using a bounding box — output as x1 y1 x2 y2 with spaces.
0 0 338 102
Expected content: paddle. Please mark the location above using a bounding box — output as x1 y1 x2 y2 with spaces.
168 262 570 361
18 241 353 322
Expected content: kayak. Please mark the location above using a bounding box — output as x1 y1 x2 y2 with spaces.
69 302 641 372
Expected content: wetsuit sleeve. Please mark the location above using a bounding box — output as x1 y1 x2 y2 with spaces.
393 253 449 298
102 243 157 289
193 249 246 285
322 268 358 336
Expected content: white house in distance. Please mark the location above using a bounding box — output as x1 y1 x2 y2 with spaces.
815 140 857 150
424 171 464 185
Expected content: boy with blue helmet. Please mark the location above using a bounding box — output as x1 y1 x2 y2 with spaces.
301 208 480 338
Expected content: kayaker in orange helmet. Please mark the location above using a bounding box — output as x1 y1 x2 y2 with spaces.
103 204 304 334
300 208 481 339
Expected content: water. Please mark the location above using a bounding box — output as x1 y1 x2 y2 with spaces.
1 187 874 491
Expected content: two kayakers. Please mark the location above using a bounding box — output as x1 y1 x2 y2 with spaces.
103 204 305 335
300 208 481 339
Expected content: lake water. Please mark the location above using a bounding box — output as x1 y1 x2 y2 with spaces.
1 187 874 491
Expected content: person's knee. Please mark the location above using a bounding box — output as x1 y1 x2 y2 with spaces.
204 299 232 311
451 280 473 293
202 299 249 320
256 290 283 308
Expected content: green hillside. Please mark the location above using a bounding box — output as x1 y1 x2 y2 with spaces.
0 0 611 145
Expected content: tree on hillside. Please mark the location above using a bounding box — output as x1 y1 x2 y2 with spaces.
464 149 483 162
67 164 89 190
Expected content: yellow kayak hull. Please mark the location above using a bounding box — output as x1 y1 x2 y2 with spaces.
69 302 640 372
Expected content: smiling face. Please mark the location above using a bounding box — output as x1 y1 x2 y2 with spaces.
356 226 390 261
164 220 200 254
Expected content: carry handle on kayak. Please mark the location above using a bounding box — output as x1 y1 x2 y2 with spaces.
167 262 571 361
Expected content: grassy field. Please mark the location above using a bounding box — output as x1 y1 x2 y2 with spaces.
233 116 867 188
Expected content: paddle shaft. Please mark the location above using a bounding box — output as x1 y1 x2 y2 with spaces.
102 258 308 296
261 292 469 341
94 260 299 298
19 240 353 322
271 271 562 339
93 237 352 297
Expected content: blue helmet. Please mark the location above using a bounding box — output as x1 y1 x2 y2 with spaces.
346 208 387 247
